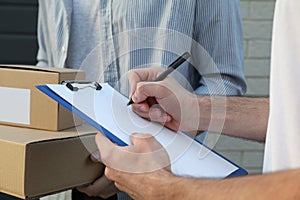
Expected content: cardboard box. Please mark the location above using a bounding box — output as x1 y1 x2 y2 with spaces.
0 124 104 199
0 65 84 131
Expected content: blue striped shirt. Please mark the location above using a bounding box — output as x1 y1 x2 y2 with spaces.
37 0 246 96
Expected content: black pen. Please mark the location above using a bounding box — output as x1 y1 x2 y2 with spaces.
127 52 191 106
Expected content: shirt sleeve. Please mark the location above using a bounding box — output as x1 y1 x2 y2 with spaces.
36 0 49 67
193 0 247 96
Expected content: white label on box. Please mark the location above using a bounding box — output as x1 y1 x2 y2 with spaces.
0 87 30 125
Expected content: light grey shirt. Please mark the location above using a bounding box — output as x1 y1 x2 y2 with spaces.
66 0 101 71
37 0 247 96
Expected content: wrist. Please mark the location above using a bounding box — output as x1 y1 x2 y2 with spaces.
197 96 212 131
181 93 203 133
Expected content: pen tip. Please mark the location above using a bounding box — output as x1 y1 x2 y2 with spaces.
127 99 134 106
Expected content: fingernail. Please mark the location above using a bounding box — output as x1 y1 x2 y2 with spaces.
137 105 148 112
166 115 172 122
151 108 161 118
132 94 138 102
91 151 101 162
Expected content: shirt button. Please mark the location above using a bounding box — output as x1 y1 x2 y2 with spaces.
62 46 66 54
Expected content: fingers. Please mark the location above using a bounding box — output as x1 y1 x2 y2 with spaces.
77 174 117 198
90 151 101 162
105 168 139 200
149 105 172 123
96 133 137 172
127 67 164 98
95 133 117 167
130 133 171 171
104 166 125 183
113 182 138 200
130 133 164 152
96 132 170 173
131 76 178 103
130 133 153 147
127 70 143 98
132 82 168 103
132 101 150 114
132 102 172 124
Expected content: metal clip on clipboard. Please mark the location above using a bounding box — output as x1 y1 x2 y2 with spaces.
61 80 102 91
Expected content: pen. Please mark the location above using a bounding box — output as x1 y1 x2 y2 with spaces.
127 52 191 106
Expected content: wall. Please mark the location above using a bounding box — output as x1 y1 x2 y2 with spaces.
243 0 275 96
0 0 38 65
214 0 276 175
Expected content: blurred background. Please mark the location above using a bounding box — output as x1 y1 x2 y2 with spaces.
0 0 38 65
0 0 275 175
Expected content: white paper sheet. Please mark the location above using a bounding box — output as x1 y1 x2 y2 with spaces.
47 83 239 178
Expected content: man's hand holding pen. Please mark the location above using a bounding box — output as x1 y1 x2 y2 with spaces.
127 52 190 106
127 67 202 136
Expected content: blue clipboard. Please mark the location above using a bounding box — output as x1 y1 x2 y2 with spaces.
37 84 248 178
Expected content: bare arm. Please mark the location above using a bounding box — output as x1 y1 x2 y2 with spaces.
97 133 300 200
107 169 300 200
169 168 300 200
129 67 269 142
198 96 269 142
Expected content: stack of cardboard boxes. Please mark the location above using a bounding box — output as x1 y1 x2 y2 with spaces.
0 65 104 199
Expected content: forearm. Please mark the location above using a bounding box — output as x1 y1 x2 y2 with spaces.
171 169 300 200
198 96 269 142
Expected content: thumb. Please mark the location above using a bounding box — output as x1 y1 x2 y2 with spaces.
130 133 153 146
130 133 164 153
95 133 115 165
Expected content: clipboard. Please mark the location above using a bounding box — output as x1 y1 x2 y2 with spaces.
37 82 248 178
